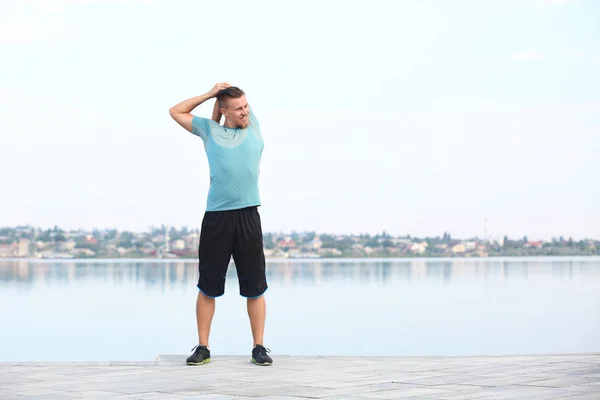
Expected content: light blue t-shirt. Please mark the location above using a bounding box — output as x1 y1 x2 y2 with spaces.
191 108 264 212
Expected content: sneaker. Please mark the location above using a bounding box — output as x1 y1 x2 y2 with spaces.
186 345 211 365
251 344 273 366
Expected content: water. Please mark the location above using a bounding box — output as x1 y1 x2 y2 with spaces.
1 257 599 362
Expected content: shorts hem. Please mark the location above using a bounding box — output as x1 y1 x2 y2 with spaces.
197 285 224 298
241 286 268 299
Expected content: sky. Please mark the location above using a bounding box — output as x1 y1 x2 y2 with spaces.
1 0 599 241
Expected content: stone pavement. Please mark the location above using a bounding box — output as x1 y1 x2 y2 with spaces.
1 354 599 399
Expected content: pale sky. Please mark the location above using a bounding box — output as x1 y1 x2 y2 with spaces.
1 0 599 240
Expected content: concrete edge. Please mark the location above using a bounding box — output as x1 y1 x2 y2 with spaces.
0 352 598 366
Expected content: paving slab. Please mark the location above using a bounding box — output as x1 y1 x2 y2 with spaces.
1 354 599 399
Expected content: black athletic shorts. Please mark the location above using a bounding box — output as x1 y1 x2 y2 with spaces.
197 206 267 298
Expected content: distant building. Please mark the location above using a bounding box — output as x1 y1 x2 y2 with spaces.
0 239 31 257
278 239 296 249
17 239 30 257
0 243 12 257
310 238 323 250
171 239 186 250
59 240 77 252
318 248 342 256
410 242 428 254
464 241 477 251
452 244 466 254
526 241 543 248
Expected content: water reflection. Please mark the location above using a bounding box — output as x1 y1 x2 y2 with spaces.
2 257 599 361
1 257 598 291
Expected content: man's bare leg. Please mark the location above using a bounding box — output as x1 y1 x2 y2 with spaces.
196 291 216 347
247 295 266 346
247 294 272 365
186 291 215 365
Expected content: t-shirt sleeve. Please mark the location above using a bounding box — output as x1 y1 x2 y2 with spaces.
191 116 212 141
249 106 260 130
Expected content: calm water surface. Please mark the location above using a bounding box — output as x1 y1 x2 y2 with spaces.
1 257 599 361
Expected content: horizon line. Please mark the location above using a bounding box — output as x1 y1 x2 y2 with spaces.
1 224 597 242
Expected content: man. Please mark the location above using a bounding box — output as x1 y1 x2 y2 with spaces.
168 83 273 366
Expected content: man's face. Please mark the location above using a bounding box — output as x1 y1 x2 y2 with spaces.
222 95 250 129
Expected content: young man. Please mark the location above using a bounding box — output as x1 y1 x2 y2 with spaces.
168 83 272 366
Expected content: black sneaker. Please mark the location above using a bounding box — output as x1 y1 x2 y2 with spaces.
251 344 273 366
186 345 211 365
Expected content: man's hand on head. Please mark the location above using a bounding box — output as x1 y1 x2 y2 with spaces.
210 82 232 98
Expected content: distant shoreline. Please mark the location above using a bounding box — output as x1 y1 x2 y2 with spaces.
2 254 600 263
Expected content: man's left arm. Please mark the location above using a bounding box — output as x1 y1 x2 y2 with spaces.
249 106 260 129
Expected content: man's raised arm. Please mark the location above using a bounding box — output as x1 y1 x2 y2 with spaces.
169 82 230 133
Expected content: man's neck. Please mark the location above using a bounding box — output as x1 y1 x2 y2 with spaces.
223 119 237 129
